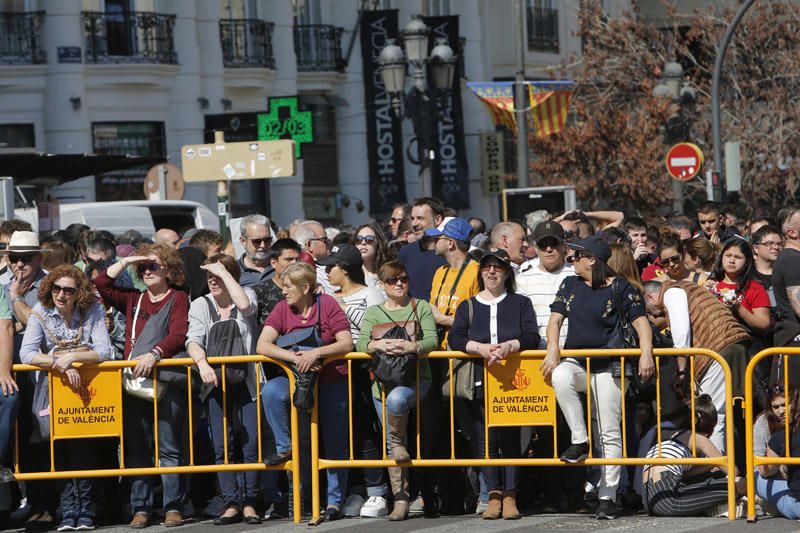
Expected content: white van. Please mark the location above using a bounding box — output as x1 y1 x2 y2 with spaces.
56 200 219 239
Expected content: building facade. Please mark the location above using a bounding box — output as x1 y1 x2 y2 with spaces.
4 0 715 228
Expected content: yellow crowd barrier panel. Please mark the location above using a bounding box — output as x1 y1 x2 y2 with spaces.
10 356 304 524
745 347 800 523
309 348 737 522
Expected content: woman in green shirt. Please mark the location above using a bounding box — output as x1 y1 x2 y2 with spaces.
358 260 438 520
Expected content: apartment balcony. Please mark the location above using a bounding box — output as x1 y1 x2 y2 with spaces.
220 19 275 69
294 24 345 73
83 11 178 64
527 6 559 53
0 11 46 65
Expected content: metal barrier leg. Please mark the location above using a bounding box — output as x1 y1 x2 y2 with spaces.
311 380 320 522
288 372 302 524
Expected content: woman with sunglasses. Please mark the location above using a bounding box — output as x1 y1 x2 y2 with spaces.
448 251 539 520
656 228 709 286
353 224 392 295
20 265 113 531
357 260 438 521
94 243 189 528
540 235 653 521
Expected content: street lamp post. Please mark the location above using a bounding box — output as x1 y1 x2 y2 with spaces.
653 61 697 214
378 16 456 198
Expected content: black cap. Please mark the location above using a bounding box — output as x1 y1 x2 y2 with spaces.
316 244 363 269
567 235 611 263
533 221 565 243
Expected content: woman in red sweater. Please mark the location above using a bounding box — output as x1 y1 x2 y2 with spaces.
94 242 189 529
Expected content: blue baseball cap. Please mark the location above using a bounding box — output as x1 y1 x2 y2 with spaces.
424 217 472 242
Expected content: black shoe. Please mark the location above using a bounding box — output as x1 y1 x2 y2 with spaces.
595 499 618 520
263 501 287 521
559 442 590 463
264 451 291 466
213 513 242 526
243 515 262 525
324 507 340 522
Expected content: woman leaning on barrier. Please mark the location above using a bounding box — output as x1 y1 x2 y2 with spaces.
642 394 745 517
756 387 800 519
357 260 438 521
256 262 353 521
448 250 540 520
20 265 113 531
539 235 654 521
185 254 262 526
94 243 189 529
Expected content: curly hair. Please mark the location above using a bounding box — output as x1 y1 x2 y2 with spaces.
38 265 97 313
135 242 186 287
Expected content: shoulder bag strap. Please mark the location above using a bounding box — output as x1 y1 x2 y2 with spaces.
203 296 221 323
611 278 627 322
130 293 145 348
439 259 472 316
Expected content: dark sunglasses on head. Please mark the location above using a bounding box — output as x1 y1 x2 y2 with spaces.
354 235 377 245
384 275 409 286
9 254 35 264
51 283 77 296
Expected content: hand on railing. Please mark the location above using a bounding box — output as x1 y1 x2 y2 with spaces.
64 368 81 388
132 353 157 379
196 358 218 387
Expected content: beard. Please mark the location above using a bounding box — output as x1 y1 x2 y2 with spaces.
249 249 270 263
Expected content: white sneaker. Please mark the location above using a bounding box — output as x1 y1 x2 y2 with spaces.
360 495 389 518
341 493 366 517
408 496 424 515
475 500 489 514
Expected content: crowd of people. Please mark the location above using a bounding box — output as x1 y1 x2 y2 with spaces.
0 198 797 529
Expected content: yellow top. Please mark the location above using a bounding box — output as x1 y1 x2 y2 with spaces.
429 258 480 349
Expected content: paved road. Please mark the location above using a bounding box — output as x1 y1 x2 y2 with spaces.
8 513 794 533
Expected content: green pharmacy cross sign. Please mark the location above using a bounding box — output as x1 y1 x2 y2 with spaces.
257 96 313 159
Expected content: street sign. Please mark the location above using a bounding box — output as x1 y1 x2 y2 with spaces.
180 139 295 182
666 142 704 181
144 163 184 200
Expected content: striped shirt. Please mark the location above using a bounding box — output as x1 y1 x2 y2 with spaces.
516 258 573 348
644 436 692 478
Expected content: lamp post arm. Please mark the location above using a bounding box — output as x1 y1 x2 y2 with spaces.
712 0 757 202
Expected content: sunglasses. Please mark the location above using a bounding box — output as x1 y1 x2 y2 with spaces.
138 262 162 273
384 275 409 286
390 217 405 223
52 283 77 296
247 237 270 248
9 254 36 264
308 236 329 245
536 238 560 249
563 230 577 239
571 251 592 261
661 254 682 266
480 263 507 273
354 235 377 245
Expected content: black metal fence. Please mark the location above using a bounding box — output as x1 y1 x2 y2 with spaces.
83 11 178 64
219 19 275 69
293 24 345 72
526 5 559 53
0 11 46 65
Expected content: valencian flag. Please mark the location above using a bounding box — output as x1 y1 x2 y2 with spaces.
467 81 575 137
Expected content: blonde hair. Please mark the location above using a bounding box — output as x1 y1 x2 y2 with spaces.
280 262 316 290
608 242 643 294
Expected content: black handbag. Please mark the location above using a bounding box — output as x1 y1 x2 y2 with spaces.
275 297 322 411
369 300 420 387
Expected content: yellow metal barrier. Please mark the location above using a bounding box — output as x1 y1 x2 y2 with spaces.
11 355 303 524
309 348 737 522
744 347 800 523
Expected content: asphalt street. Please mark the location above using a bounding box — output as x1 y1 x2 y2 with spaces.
9 513 796 533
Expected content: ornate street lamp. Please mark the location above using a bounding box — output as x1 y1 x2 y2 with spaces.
378 16 456 197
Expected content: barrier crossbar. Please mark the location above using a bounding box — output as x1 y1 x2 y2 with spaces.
745 347 800 523
310 348 737 522
10 355 303 524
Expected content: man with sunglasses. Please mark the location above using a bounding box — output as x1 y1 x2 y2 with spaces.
293 220 338 294
388 204 410 240
238 214 275 288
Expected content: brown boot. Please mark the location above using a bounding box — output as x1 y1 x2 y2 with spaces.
502 491 520 519
387 466 409 521
482 491 503 520
387 413 410 462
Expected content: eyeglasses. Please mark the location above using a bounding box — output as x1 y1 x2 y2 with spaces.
51 284 77 296
757 240 783 248
9 254 36 264
308 236 329 245
662 254 682 266
536 238 560 250
354 235 377 245
139 262 162 273
384 275 409 286
247 237 270 248
480 264 507 273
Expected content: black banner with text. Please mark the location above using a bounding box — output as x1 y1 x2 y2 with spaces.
360 9 406 215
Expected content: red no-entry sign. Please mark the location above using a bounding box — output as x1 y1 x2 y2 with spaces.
666 143 704 181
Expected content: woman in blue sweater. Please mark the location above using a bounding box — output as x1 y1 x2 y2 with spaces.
449 250 540 520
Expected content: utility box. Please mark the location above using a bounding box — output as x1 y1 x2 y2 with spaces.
501 186 577 221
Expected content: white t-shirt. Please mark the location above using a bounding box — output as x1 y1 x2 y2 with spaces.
516 258 574 348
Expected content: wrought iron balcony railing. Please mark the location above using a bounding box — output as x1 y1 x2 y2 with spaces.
527 6 559 52
293 24 345 73
220 19 275 69
0 11 46 65
83 11 178 64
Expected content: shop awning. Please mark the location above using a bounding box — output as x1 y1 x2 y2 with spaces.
0 152 166 186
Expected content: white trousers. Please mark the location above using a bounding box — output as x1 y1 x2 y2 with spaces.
551 359 622 501
697 360 726 453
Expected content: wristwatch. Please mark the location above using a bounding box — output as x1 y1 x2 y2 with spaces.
149 350 162 362
13 296 24 304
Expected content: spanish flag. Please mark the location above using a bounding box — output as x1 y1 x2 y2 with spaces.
467 81 575 137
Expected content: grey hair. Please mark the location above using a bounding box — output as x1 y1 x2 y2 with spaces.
643 280 662 295
293 220 323 247
240 214 271 238
490 221 523 247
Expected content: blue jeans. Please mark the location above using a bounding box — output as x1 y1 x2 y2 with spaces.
262 377 350 508
207 383 260 509
372 381 430 456
57 440 97 520
123 387 187 514
0 389 20 464
756 473 800 519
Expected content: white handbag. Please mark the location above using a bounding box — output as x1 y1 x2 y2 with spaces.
122 367 166 401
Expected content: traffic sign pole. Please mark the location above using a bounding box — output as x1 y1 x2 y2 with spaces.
214 131 230 244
